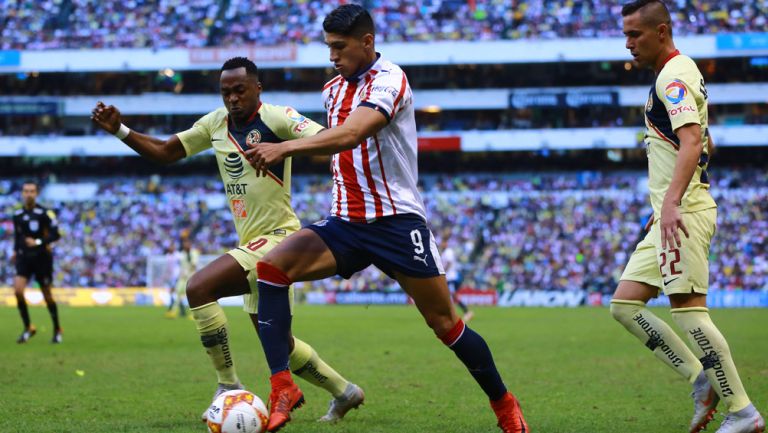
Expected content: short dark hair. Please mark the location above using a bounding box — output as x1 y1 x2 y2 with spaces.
622 0 673 36
323 4 375 37
221 57 259 77
22 180 38 191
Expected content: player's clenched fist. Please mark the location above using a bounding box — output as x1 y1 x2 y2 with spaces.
244 143 287 177
91 101 122 134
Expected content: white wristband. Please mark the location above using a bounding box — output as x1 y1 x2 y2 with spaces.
114 123 131 140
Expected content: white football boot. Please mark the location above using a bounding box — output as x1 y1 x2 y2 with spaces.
716 404 765 433
201 382 244 422
690 371 720 433
318 383 365 423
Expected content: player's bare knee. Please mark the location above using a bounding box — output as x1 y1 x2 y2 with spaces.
609 302 625 322
424 312 455 336
185 272 211 306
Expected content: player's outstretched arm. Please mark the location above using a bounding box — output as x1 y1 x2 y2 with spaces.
244 106 387 175
91 101 185 164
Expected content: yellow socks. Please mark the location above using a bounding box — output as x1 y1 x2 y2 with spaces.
289 337 348 398
672 307 751 412
611 300 702 382
191 302 239 385
191 303 349 397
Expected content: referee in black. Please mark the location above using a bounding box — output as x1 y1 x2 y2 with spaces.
12 181 62 343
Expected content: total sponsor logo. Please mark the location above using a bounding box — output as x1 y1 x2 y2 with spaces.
668 105 696 117
285 106 311 132
664 79 687 104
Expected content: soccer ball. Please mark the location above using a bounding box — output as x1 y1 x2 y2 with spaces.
206 390 269 433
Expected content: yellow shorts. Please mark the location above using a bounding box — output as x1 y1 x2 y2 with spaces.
620 207 716 296
226 233 295 314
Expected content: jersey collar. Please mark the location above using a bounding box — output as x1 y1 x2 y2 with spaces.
344 52 381 83
656 49 680 73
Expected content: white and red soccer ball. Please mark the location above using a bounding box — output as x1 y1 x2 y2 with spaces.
206 390 269 433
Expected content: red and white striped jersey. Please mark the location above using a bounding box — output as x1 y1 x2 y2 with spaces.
322 54 426 223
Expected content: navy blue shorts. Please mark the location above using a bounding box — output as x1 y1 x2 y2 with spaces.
306 214 445 280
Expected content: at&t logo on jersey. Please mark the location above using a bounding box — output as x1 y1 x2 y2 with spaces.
664 79 687 104
224 152 245 180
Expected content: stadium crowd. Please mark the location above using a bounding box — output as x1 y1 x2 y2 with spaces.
2 0 766 50
2 171 767 294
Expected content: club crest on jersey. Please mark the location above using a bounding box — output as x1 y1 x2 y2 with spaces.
664 79 687 104
246 129 262 147
28 220 39 231
224 152 245 180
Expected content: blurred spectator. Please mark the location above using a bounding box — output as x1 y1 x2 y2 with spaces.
2 0 766 50
1 171 767 293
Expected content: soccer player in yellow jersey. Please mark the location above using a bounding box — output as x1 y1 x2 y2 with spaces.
91 57 364 423
165 236 199 319
611 2 765 433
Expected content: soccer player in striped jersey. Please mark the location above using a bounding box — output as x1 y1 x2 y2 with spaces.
611 2 764 433
91 57 363 424
245 5 528 433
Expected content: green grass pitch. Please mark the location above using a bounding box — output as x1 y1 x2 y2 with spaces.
1 305 766 432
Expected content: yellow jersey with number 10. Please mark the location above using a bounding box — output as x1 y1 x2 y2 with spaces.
644 52 716 216
177 102 324 242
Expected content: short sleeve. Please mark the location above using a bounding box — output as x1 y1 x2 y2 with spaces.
656 75 700 132
359 71 409 123
177 112 215 157
280 106 325 139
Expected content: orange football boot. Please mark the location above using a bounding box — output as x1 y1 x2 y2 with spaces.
267 370 305 432
491 392 530 433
